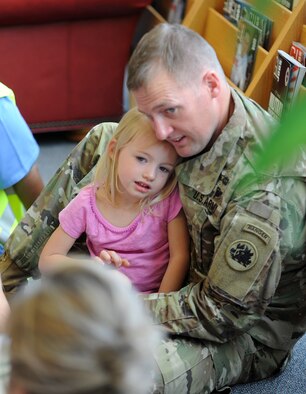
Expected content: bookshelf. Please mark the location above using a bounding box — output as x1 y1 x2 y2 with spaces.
182 0 306 109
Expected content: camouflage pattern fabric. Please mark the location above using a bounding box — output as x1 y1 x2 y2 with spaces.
1 89 305 393
0 122 117 297
142 89 306 392
150 332 290 393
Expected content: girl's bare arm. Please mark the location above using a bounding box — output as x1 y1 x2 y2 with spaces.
158 209 190 293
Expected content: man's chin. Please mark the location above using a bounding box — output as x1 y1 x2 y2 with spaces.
171 141 191 157
175 144 197 158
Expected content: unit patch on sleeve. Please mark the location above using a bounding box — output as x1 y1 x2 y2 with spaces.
226 240 258 271
207 208 279 301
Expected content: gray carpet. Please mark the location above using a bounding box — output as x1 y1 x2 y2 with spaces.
233 334 306 393
35 132 306 394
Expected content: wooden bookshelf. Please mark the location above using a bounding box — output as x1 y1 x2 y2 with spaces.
182 0 306 110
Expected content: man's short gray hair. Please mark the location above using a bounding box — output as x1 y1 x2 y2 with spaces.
127 23 225 90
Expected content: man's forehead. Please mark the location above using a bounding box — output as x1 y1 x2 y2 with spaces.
134 86 180 114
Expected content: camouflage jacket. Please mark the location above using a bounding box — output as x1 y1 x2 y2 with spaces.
142 89 306 352
2 91 305 353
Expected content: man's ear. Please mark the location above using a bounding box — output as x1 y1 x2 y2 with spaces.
107 139 117 158
203 71 220 98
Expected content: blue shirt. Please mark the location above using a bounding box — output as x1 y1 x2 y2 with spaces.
0 96 40 247
0 96 39 189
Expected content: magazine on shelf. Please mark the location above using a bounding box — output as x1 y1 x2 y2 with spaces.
289 41 306 87
274 0 300 11
223 0 237 21
268 50 306 120
230 18 261 92
223 0 273 50
167 0 186 23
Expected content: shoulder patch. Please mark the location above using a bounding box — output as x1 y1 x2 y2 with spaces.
208 208 279 300
226 240 258 271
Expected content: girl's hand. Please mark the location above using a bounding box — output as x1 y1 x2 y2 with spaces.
98 250 130 268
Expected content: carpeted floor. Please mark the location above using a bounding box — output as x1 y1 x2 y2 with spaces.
232 334 306 393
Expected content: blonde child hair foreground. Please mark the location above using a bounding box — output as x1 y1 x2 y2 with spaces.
39 108 190 293
6 260 160 394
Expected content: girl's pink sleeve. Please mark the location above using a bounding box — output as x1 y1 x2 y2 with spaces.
167 186 183 222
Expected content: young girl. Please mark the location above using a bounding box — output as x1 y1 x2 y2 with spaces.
39 108 189 293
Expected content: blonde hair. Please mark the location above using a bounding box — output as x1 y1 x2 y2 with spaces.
94 107 178 208
7 260 160 394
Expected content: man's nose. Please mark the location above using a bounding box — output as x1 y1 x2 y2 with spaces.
153 117 172 141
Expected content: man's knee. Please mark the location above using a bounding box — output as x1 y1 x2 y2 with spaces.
152 337 216 394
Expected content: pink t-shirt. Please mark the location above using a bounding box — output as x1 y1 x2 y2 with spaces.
59 185 182 293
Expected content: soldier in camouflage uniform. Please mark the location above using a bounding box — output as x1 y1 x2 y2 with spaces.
1 23 306 393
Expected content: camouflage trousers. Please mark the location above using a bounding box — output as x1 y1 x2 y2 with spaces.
150 334 289 393
0 122 290 393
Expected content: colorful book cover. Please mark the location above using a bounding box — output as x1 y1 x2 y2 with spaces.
268 49 306 120
223 0 273 50
223 0 237 22
238 0 273 50
167 0 186 24
230 18 261 92
290 41 306 87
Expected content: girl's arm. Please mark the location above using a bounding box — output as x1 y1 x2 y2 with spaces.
38 225 78 272
158 209 190 293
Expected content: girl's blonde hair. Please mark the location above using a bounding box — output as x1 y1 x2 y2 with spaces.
94 107 178 208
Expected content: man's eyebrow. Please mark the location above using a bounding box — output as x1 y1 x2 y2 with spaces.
138 102 174 115
152 102 175 111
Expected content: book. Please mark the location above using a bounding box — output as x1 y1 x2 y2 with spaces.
238 1 273 50
167 0 186 23
274 0 300 10
223 0 237 22
289 41 306 87
230 18 261 92
223 0 273 50
268 50 306 120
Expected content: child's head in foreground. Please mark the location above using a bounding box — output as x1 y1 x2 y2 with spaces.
7 260 160 394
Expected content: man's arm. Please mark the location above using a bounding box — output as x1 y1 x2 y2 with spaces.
0 123 118 299
142 185 306 346
12 164 44 209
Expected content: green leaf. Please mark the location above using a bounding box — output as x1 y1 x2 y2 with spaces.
254 96 306 172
